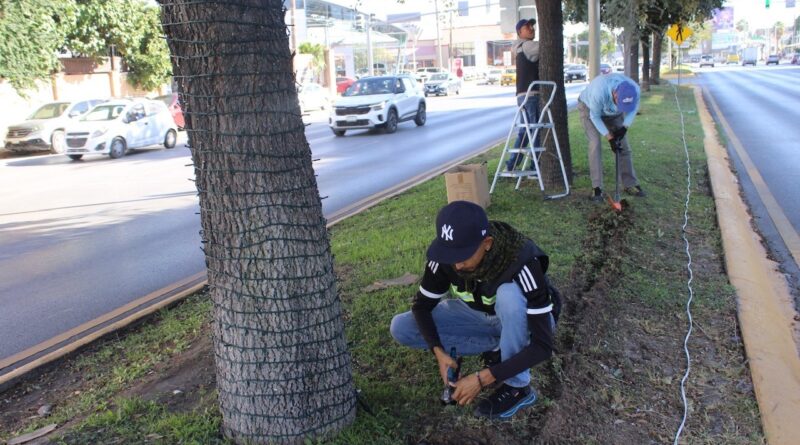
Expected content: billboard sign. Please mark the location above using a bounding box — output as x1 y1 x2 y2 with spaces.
711 7 734 31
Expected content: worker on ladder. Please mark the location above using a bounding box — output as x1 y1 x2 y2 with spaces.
506 18 541 172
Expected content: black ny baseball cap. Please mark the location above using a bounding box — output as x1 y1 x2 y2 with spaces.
426 201 490 264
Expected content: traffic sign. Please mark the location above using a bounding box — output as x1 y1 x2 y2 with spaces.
667 24 692 46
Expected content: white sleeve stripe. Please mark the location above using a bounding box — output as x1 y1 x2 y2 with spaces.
522 266 538 290
428 261 439 274
419 286 447 299
526 304 553 315
517 272 531 292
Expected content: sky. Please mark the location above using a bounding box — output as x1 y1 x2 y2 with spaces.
722 0 798 29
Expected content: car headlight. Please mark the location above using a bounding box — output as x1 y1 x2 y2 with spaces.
91 128 108 138
371 102 385 111
30 125 42 133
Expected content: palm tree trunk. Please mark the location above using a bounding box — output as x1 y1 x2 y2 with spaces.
157 1 356 443
641 32 651 91
536 0 573 190
650 31 664 85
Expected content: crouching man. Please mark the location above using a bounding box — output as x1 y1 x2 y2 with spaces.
390 200 559 419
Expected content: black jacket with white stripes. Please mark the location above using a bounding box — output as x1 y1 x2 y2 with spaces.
411 239 556 382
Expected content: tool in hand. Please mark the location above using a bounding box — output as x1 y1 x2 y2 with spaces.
605 127 627 212
440 347 463 405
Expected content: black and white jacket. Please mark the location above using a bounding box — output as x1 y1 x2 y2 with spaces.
411 239 557 382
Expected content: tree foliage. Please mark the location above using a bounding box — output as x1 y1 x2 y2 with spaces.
64 0 171 90
0 0 75 92
0 0 169 93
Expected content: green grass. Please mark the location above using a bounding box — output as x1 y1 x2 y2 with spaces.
2 84 763 444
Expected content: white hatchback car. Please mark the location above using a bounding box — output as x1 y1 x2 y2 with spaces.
4 100 105 154
64 99 178 160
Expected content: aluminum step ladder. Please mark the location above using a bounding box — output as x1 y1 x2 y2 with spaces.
489 80 570 200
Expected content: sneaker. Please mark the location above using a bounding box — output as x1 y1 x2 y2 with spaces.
589 187 604 202
624 185 647 197
473 383 537 419
480 350 502 368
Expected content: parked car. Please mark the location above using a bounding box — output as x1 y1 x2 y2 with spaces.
564 64 587 83
298 83 331 112
336 77 356 94
328 75 426 136
600 63 612 75
485 68 503 85
4 99 105 154
424 72 460 96
155 93 185 129
766 54 780 65
415 67 445 84
699 55 715 68
500 68 517 86
64 99 177 160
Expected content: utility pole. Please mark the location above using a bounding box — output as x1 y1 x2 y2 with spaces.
290 0 297 54
448 7 454 70
434 0 443 68
588 0 601 79
367 13 374 76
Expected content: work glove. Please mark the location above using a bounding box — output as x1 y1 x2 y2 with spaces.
612 126 628 140
609 137 624 153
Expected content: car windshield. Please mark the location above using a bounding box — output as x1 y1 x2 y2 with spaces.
29 103 70 120
429 74 448 81
82 104 127 121
504 69 515 74
343 78 394 96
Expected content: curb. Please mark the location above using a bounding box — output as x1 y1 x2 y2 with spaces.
694 86 800 444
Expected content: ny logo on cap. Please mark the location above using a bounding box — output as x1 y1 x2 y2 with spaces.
622 97 633 103
441 224 453 241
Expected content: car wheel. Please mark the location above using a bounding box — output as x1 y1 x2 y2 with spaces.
109 137 127 159
384 108 398 134
414 102 426 126
424 92 428 97
50 130 66 154
332 129 346 137
68 154 83 161
164 129 177 148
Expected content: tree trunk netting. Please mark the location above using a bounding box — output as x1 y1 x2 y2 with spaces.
158 1 357 443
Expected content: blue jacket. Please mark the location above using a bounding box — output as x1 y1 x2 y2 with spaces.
578 73 640 136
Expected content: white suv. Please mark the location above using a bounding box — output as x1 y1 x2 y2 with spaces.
329 75 426 136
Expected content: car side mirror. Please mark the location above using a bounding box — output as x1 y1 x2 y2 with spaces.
69 110 81 118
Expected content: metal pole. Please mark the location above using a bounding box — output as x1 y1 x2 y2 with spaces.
290 0 297 54
367 14 374 76
448 8 453 71
588 0 601 79
435 0 443 68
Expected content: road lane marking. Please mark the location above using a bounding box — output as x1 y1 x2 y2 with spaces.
703 87 800 268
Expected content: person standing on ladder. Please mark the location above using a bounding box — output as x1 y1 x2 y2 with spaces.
506 18 540 171
577 73 647 201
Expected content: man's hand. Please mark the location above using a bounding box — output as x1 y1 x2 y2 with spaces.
433 347 458 386
612 126 628 140
451 369 496 405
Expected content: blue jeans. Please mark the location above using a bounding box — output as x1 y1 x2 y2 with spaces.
506 94 540 171
390 282 535 388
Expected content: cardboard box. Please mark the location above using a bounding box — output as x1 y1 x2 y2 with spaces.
445 164 490 209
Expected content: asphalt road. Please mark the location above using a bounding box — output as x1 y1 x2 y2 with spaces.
0 82 585 361
692 63 800 298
